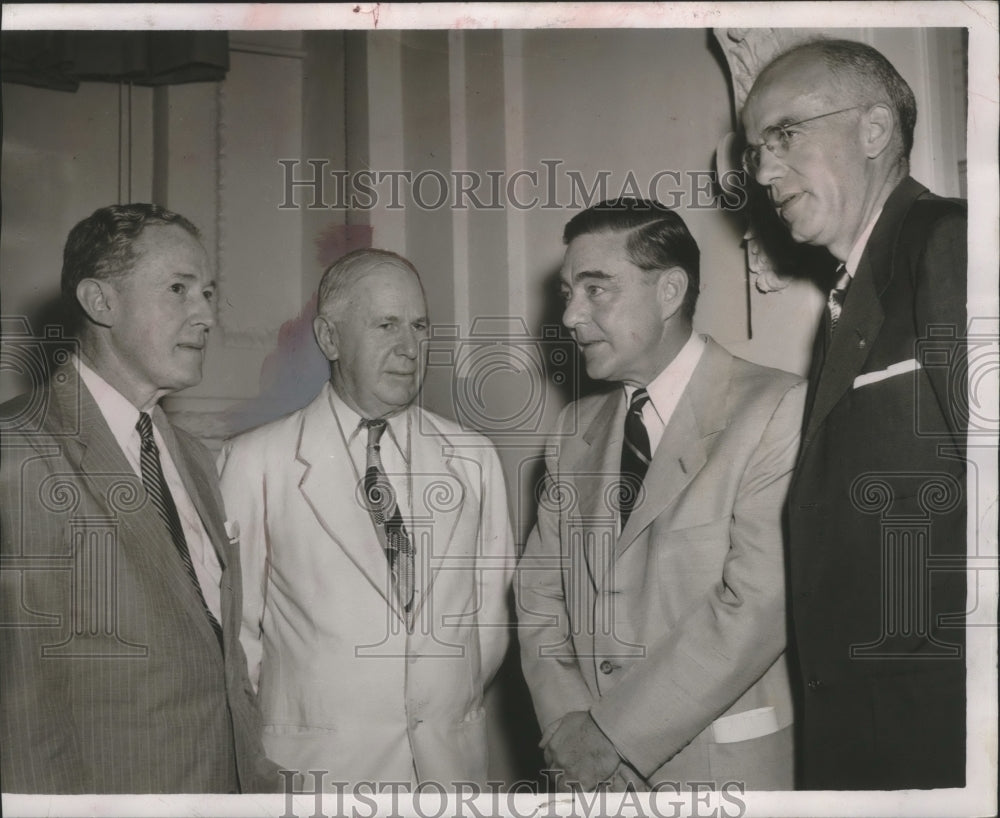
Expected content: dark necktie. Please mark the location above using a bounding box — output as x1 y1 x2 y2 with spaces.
828 266 852 333
136 412 223 650
361 419 415 618
619 388 652 529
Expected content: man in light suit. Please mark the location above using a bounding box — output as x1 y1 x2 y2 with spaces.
219 249 515 788
517 199 805 791
742 39 967 789
0 204 277 792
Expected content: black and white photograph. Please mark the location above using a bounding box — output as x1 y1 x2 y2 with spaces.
1 3 997 817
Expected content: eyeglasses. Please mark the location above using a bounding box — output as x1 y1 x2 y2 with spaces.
742 106 862 176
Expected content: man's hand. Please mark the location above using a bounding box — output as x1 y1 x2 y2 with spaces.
542 710 620 791
608 762 647 792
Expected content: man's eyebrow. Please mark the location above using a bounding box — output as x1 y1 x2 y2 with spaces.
170 272 216 289
573 270 614 283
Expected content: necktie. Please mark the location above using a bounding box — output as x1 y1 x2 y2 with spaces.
828 266 852 333
619 388 652 529
135 412 223 650
361 419 415 617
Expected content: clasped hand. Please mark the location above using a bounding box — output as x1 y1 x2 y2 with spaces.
542 711 644 792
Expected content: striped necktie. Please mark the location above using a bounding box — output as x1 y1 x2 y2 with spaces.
361 419 415 619
828 266 852 333
136 412 223 650
619 388 652 529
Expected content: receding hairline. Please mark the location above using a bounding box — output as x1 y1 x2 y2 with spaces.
317 252 424 318
747 48 843 112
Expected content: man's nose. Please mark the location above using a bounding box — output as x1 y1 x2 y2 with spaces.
562 292 586 330
193 293 216 329
754 145 786 187
396 327 418 358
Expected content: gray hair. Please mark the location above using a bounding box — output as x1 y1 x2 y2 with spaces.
316 248 422 320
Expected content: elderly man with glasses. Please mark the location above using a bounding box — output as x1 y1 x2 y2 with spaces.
742 39 967 791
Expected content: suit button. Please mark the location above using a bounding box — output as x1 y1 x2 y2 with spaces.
807 678 823 691
599 660 614 675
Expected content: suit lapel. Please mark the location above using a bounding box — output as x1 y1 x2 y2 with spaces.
802 255 883 447
576 392 626 590
54 371 223 650
154 408 227 570
296 387 395 608
614 338 729 560
801 177 927 450
407 408 465 624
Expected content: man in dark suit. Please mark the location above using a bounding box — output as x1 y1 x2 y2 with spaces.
1 204 278 792
742 39 967 790
517 199 805 791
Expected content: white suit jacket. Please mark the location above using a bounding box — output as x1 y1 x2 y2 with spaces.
218 384 514 786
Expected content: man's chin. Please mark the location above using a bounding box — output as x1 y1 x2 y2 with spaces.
379 387 420 412
167 369 204 393
582 360 611 382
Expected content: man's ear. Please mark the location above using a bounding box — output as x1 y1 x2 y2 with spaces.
863 103 894 159
313 314 340 362
657 267 688 320
75 279 115 327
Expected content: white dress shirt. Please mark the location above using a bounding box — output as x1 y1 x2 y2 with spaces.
327 387 413 519
76 356 223 621
624 331 707 457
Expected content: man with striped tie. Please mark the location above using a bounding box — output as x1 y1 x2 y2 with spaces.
742 40 968 790
0 204 277 792
218 248 515 789
517 199 805 792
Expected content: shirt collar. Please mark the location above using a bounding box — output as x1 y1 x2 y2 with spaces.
844 204 884 279
623 331 706 419
327 383 410 464
75 354 145 454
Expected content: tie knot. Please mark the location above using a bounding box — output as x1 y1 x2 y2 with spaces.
629 388 650 415
832 266 851 295
362 418 387 446
136 412 156 448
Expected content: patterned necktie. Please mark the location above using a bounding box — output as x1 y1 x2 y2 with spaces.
619 388 652 529
828 266 852 333
135 412 223 650
361 419 415 617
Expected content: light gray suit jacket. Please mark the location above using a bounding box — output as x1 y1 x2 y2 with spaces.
517 336 805 789
0 367 277 793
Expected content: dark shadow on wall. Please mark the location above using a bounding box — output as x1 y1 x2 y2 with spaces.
0 297 78 409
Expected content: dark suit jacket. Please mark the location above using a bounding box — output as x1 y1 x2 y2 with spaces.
0 366 278 793
788 177 967 789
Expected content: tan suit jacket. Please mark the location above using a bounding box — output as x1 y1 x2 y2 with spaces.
218 383 514 787
0 368 276 793
517 337 805 789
